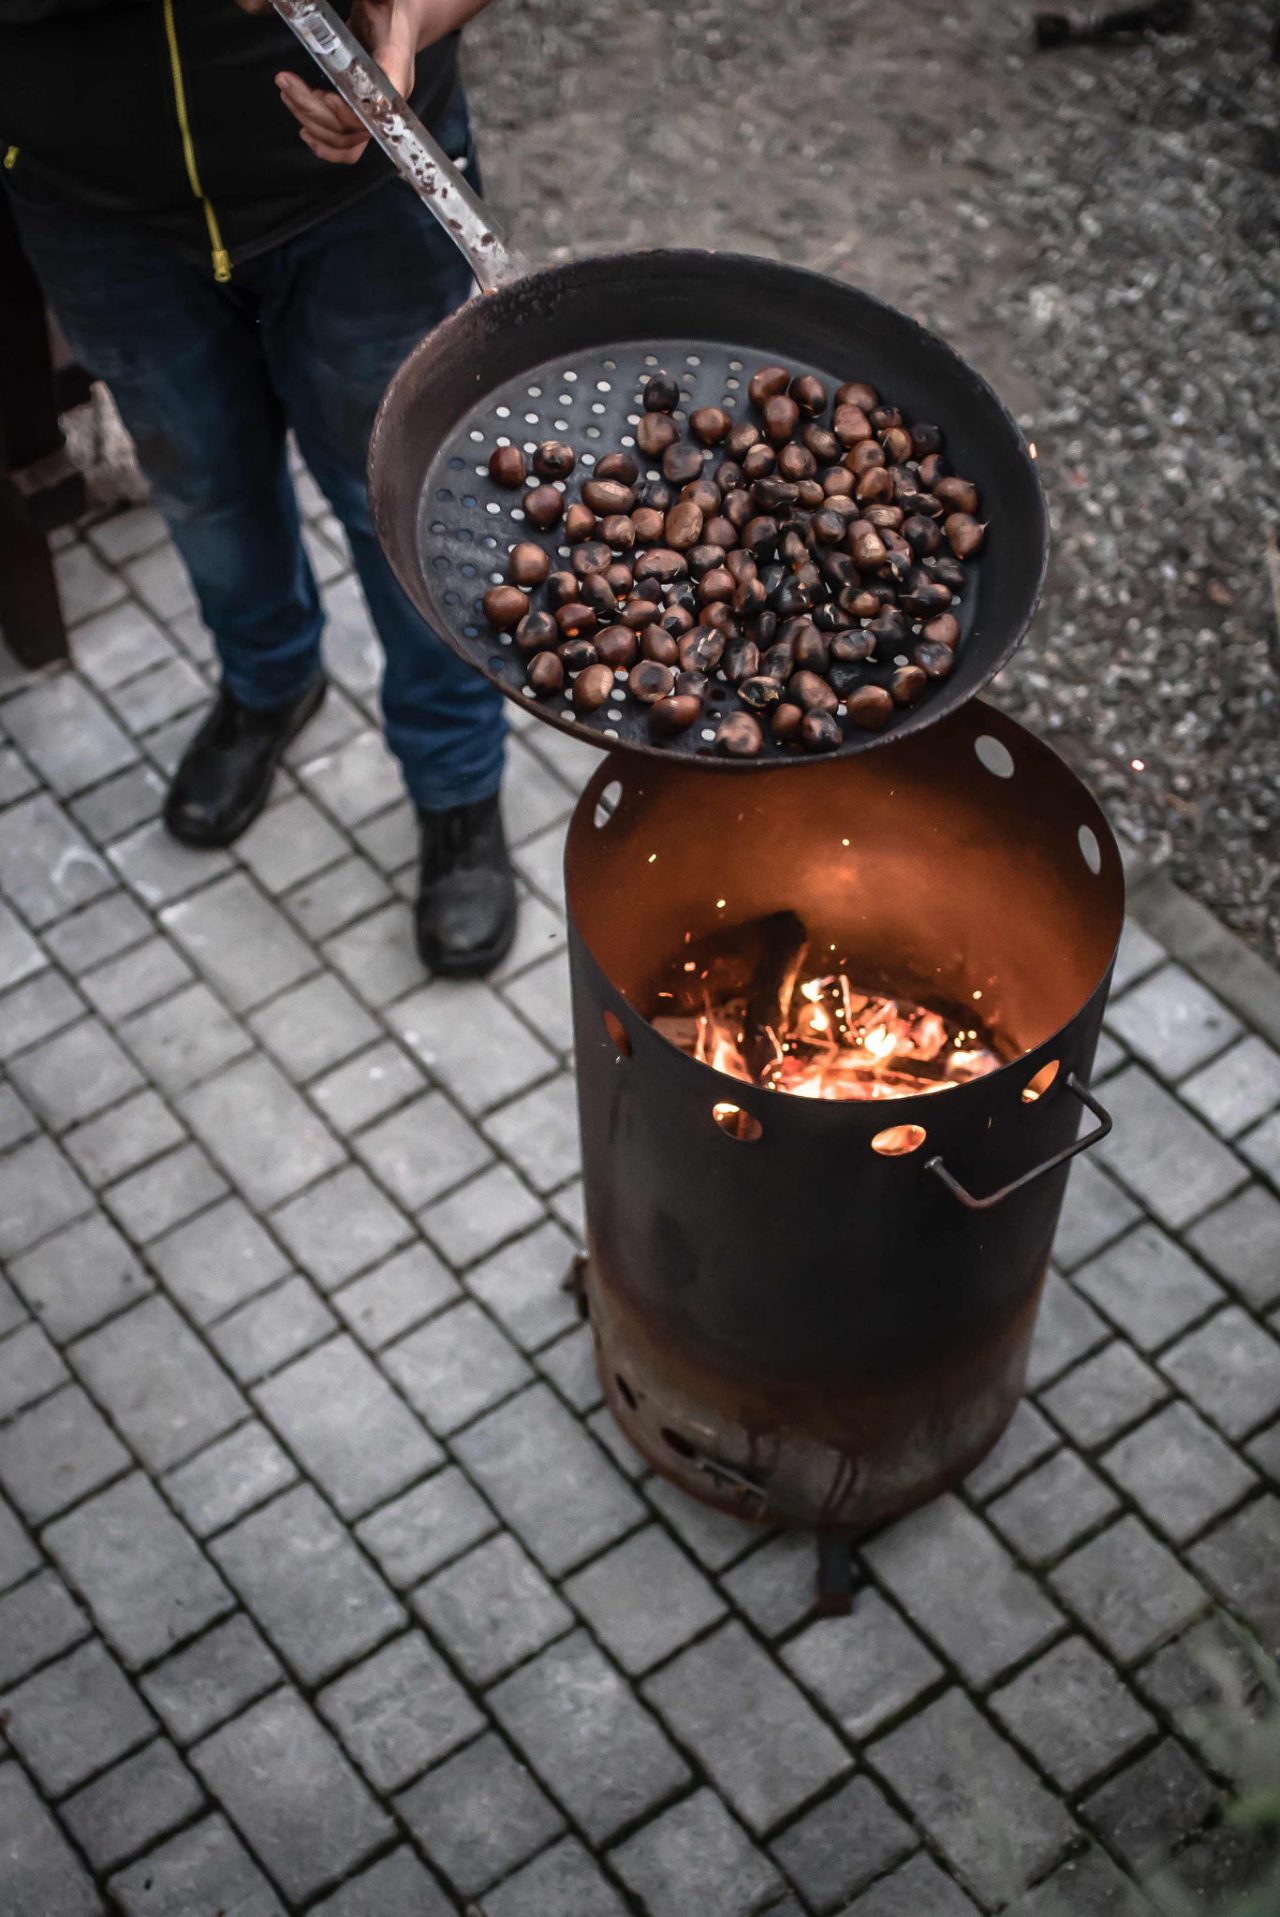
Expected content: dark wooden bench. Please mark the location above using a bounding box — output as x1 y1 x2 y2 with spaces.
0 185 92 668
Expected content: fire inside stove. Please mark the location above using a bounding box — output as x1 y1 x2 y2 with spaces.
647 910 1014 1102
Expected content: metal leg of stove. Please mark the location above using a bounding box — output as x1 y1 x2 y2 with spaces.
562 1254 590 1321
815 1530 856 1616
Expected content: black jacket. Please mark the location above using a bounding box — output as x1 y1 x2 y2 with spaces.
0 0 461 276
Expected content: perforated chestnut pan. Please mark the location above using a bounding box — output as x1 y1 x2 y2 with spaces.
275 0 1048 767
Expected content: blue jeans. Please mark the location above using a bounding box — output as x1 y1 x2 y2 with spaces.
7 95 506 812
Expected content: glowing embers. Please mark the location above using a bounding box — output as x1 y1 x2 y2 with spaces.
648 909 1012 1102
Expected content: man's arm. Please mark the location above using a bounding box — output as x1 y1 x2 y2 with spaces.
236 0 492 164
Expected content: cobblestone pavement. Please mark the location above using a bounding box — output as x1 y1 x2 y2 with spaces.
1 467 1280 1915
465 0 1280 957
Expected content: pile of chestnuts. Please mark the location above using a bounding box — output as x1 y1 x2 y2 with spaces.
481 362 986 757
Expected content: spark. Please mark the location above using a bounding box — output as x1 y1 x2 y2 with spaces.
1130 758 1145 772
972 989 983 1000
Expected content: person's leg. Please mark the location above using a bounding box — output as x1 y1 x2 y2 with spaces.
6 185 324 714
256 92 506 814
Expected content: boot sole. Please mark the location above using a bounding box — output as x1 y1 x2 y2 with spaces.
418 905 518 981
165 676 328 850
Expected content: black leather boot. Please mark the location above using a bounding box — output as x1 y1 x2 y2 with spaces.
164 676 327 848
415 796 517 978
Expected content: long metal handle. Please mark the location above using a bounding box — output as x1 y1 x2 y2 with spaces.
271 0 529 293
926 1073 1112 1213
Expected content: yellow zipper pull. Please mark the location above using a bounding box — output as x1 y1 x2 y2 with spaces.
212 247 232 284
3 146 18 170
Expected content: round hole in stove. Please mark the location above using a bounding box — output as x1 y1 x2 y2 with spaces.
1022 1059 1060 1104
593 780 622 829
871 1123 927 1157
1078 824 1102 874
602 1010 631 1057
974 734 1015 779
712 1102 763 1143
660 1426 697 1458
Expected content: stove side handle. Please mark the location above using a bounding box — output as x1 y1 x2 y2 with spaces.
924 1074 1112 1213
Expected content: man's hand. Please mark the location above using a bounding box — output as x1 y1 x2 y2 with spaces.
235 0 489 166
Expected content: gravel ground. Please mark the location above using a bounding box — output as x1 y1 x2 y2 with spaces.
467 0 1280 959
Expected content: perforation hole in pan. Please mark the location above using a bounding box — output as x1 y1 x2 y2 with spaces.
417 340 981 764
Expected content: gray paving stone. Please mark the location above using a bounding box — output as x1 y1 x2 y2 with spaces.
644 1477 759 1572
309 1038 426 1136
0 1082 37 1153
0 1384 129 1524
863 1495 1062 1685
1241 1110 1280 1188
70 762 166 846
355 1465 496 1590
414 1531 572 1685
454 1384 644 1575
1249 1419 1280 1482
870 1689 1074 1904
566 1524 726 1675
351 801 417 873
0 1272 24 1338
61 1736 204 1872
85 507 168 567
843 1851 979 1917
1010 1847 1148 1915
1181 1034 1280 1138
789 1590 942 1751
388 980 556 1116
322 899 426 1009
512 818 567 912
55 540 127 623
989 1448 1119 1564
1095 1065 1247 1230
270 1164 411 1291
1081 1738 1217 1871
298 729 403 826
496 1628 689 1842
0 970 84 1061
1186 1184 1280 1309
1102 1401 1256 1543
1026 1273 1110 1390
537 1322 602 1411
0 1136 92 1259
120 542 194 621
353 1089 491 1210
117 981 252 1095
236 790 348 895
139 1614 283 1746
382 1300 532 1435
107 818 230 910
179 1055 345 1209
163 1420 298 1540
0 1568 88 1687
420 1160 545 1269
465 1218 581 1348
0 794 113 925
45 1469 231 1669
1050 1516 1206 1661
109 1811 285 1917
42 891 149 975
0 1760 103 1917
1191 1494 1280 1655
502 945 574 1055
1161 1305 1280 1439
255 1334 441 1518
317 1630 483 1791
0 741 37 804
283 853 391 945
332 1242 460 1349
0 1320 68 1419
248 970 379 1082
1053 1155 1143 1271
1041 1341 1169 1449
191 1687 392 1902
70 1296 244 1472
964 1399 1058 1499
211 1484 404 1684
990 1636 1156 1791
80 935 191 1022
0 899 46 991
613 1787 785 1917
104 1142 228 1243
58 1096 182 1196
9 1017 142 1133
1 1638 155 1795
1107 963 1241 1080
1137 1613 1267 1769
721 1532 819 1639
208 1274 337 1384
1071 1222 1223 1350
309 1848 455 1917
0 1492 38 1593
148 1195 289 1325
396 1730 564 1898
1111 920 1170 995
644 1621 846 1835
478 1836 627 1917
770 1775 915 1914
484 1069 581 1193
